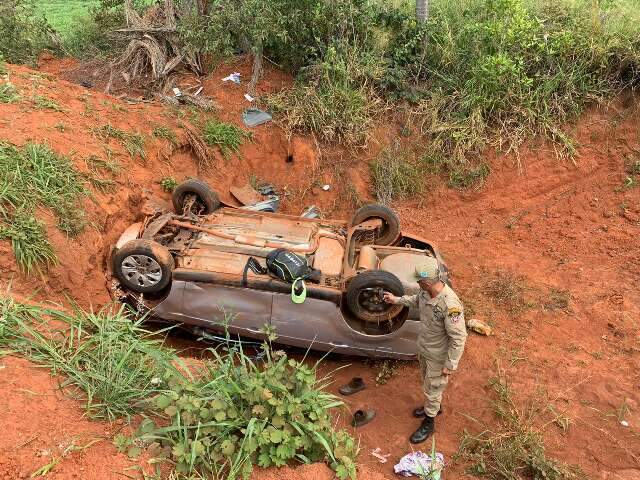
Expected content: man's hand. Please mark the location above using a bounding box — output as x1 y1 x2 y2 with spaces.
383 291 399 304
442 367 454 376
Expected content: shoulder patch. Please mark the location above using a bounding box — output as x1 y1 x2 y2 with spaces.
448 307 462 315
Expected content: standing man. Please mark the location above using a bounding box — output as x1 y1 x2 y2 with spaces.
383 257 467 444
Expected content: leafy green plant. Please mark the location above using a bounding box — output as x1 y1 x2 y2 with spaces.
0 81 20 103
137 324 358 479
370 143 423 204
0 0 56 64
31 94 64 111
159 176 178 192
94 124 146 160
203 120 251 158
153 125 178 146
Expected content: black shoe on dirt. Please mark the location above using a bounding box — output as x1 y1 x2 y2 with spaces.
413 407 441 418
410 416 435 444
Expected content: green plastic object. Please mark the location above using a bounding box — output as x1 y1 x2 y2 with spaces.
291 278 307 304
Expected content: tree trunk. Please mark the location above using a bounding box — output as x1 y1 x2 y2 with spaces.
416 0 429 23
247 41 263 98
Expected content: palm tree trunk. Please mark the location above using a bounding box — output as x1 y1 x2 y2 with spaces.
416 0 429 23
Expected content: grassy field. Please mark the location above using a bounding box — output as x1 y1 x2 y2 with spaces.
34 0 97 35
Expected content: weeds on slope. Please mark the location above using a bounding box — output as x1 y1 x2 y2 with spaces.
0 142 89 272
0 298 358 479
94 124 146 160
203 119 251 159
458 366 583 480
0 297 176 419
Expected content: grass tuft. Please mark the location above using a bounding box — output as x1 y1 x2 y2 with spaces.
0 211 57 274
0 81 20 103
31 94 64 111
458 367 582 479
159 176 178 192
0 142 88 271
152 125 178 146
483 270 531 315
94 124 146 160
203 119 251 158
370 143 423 204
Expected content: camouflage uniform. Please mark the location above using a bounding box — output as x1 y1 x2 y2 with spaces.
398 284 467 417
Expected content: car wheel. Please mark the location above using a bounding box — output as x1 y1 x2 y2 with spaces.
172 179 220 215
346 270 405 323
113 239 174 293
351 203 401 246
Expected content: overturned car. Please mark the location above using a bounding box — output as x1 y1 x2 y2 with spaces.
111 179 449 359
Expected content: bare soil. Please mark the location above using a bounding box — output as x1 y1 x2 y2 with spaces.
1 57 639 479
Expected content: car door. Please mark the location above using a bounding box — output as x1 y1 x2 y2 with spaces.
180 281 273 339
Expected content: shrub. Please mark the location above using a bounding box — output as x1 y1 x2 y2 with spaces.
0 0 56 64
370 143 423 204
203 120 252 158
140 332 358 479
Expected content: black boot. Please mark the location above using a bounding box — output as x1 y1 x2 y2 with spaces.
413 407 442 418
410 416 435 444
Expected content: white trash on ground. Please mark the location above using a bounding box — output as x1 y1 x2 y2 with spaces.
394 451 444 478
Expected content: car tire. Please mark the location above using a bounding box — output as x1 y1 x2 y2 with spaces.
113 239 174 293
351 203 401 246
172 179 220 215
346 270 405 323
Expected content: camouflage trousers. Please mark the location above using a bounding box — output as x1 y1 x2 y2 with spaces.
418 354 449 417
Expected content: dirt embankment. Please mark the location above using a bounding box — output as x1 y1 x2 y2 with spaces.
1 58 639 480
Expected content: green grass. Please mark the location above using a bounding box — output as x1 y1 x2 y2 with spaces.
0 211 57 274
203 119 251 158
159 176 178 192
0 298 358 479
458 368 582 479
152 125 178 146
0 142 88 272
0 298 177 420
369 143 423 204
31 94 64 111
33 0 97 35
0 82 20 103
93 124 146 160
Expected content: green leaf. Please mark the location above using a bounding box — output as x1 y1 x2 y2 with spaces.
269 429 283 444
127 446 142 458
155 395 171 409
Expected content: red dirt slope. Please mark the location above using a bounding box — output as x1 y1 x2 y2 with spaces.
1 58 639 480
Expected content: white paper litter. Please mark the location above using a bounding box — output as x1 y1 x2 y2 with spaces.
322 184 331 191
244 93 255 102
222 72 241 84
172 87 182 97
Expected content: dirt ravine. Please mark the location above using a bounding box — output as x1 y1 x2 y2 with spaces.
1 58 639 480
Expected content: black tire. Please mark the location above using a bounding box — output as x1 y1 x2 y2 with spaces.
113 239 174 293
172 179 220 215
351 204 401 246
346 270 405 323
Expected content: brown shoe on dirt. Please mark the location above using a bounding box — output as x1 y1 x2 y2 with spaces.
351 409 376 427
339 377 365 396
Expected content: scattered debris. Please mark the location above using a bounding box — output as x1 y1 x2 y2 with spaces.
230 184 263 206
242 108 272 127
371 447 391 464
183 124 214 170
339 377 366 396
156 92 217 111
222 72 241 84
301 205 321 219
240 196 280 213
394 451 444 478
257 184 275 196
621 420 630 427
244 93 255 102
322 184 331 191
466 318 493 336
172 87 182 97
